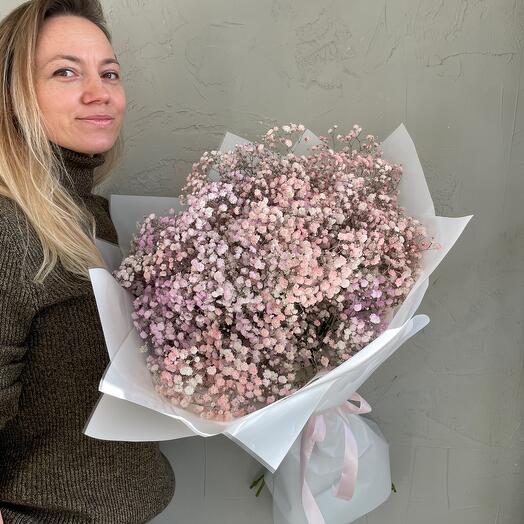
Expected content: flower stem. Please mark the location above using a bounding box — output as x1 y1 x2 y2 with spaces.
249 473 266 497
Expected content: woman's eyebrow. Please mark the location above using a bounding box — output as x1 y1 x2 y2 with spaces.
45 54 120 66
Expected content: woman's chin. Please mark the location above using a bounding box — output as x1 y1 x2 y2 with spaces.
67 138 116 155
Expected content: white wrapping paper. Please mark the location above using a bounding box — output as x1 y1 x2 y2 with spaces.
265 413 391 524
84 124 472 479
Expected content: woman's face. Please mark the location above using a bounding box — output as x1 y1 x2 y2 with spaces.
34 15 126 155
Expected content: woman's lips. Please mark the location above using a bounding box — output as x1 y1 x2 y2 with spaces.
78 117 114 128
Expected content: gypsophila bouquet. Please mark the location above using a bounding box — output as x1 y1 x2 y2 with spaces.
113 124 437 421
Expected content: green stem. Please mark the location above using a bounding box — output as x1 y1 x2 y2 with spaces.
249 473 264 490
255 478 266 497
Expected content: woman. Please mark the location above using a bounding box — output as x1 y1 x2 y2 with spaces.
0 1 175 522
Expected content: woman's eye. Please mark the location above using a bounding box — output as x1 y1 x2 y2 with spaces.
54 68 74 78
103 71 120 80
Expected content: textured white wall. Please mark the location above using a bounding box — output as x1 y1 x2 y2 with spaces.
2 1 523 523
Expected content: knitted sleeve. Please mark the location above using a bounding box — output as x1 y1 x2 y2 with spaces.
0 228 37 430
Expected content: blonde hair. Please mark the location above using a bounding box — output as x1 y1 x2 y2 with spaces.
0 0 122 285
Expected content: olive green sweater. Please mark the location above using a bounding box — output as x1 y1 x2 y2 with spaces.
0 146 175 523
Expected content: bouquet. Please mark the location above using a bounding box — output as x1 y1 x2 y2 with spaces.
85 123 472 523
112 123 435 421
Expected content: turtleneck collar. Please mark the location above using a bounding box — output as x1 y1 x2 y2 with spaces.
52 143 106 197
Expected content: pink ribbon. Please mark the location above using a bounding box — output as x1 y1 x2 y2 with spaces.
299 393 372 524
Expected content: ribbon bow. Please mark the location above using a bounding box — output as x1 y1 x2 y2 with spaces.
299 393 371 524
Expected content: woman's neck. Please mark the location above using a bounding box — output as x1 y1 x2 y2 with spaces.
53 144 106 198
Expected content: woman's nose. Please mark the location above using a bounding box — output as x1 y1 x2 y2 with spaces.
81 75 111 104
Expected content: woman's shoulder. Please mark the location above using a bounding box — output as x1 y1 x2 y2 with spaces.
0 193 19 215
0 195 31 243
0 196 41 297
